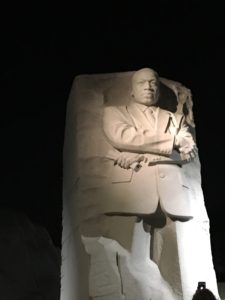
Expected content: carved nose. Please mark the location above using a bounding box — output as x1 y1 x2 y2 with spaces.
144 83 151 89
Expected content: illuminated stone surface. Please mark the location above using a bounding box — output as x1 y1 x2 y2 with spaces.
61 69 219 300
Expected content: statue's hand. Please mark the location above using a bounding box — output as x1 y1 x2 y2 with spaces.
114 152 147 169
180 146 198 162
175 130 198 162
175 129 193 148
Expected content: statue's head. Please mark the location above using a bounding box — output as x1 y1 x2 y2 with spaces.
131 68 160 106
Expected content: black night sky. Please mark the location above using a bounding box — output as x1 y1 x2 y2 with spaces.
2 1 225 283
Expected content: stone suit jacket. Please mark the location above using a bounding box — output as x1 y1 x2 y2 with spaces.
101 102 195 219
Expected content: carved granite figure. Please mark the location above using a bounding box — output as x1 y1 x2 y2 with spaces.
61 68 219 300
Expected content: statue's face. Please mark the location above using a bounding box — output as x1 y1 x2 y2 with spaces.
131 68 159 106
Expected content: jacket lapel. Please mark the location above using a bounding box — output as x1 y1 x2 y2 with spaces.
155 108 172 133
127 102 156 130
126 103 178 134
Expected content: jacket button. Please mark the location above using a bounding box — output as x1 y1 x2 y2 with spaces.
159 172 165 178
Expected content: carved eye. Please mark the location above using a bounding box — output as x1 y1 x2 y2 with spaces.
138 81 145 85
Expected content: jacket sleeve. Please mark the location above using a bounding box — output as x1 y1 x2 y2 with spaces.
103 106 175 155
176 113 196 147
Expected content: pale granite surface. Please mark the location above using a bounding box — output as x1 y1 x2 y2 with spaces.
61 69 219 300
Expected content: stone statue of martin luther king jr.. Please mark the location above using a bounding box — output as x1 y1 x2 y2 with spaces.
79 68 219 300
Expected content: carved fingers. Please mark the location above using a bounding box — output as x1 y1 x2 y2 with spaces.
175 129 198 162
179 143 198 162
114 152 148 169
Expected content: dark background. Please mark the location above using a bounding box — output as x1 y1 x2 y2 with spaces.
2 1 225 281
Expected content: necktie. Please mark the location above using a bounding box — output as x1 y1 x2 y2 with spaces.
144 107 155 128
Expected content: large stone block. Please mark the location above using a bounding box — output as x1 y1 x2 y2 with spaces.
61 69 219 300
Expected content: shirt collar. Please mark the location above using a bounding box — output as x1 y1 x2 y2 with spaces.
132 102 157 113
